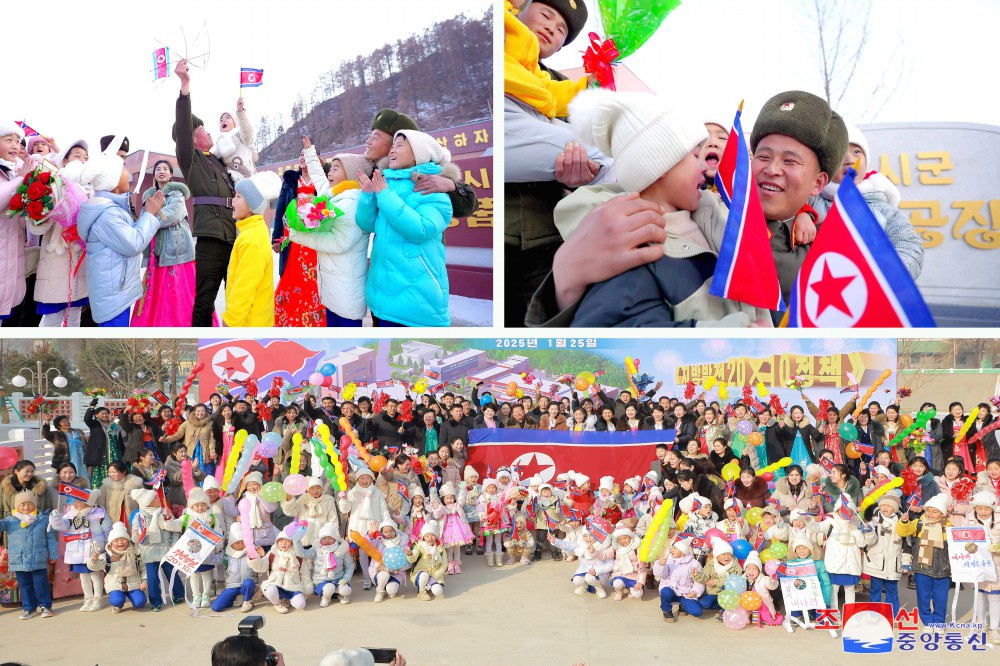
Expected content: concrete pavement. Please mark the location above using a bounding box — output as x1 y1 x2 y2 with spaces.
1 553 994 665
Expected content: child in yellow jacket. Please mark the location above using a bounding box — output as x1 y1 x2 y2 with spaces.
505 0 590 119
224 171 281 327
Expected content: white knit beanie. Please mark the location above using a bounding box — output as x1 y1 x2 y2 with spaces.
395 129 451 167
845 123 870 161
570 89 707 193
711 537 733 556
202 476 221 492
130 488 157 509
106 521 130 544
187 488 210 508
923 494 949 515
672 536 692 556
0 120 24 140
235 170 282 215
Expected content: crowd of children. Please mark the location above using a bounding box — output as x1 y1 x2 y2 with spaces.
2 383 999 647
0 55 475 329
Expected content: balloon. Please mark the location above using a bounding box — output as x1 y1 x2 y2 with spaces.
768 541 788 559
574 377 590 391
745 507 764 526
954 410 980 445
340 434 353 448
731 539 753 561
722 461 741 482
320 363 336 376
0 446 19 469
290 433 303 475
844 442 861 459
258 440 279 459
261 482 285 503
760 550 775 564
748 432 764 446
764 559 781 576
309 372 325 386
760 472 774 482
350 530 383 565
756 457 793 476
704 528 726 543
369 455 388 473
675 514 688 532
859 476 905 513
506 381 518 397
638 499 673 562
740 591 762 611
899 413 914 428
718 590 740 610
383 546 409 571
222 430 249 491
262 431 282 446
839 422 858 442
723 574 747 593
578 371 595 385
852 369 893 419
481 394 494 405
321 376 333 388
736 420 753 436
283 474 308 496
722 607 750 630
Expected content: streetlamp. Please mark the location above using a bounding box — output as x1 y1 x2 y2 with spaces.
110 367 145 398
10 361 67 430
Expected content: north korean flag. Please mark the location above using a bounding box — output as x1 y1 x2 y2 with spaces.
199 339 323 401
467 429 675 490
710 101 785 311
240 68 264 88
785 170 935 328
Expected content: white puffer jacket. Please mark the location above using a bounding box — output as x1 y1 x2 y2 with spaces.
28 219 89 307
862 513 903 580
288 146 370 321
818 516 865 576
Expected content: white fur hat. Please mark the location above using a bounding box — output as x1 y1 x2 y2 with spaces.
78 152 124 192
187 488 210 508
319 648 376 666
724 498 744 513
679 493 709 515
439 482 457 498
743 549 763 572
235 170 282 215
599 476 615 492
570 88 707 193
130 488 157 509
529 475 544 487
624 476 642 491
106 521 130 545
539 483 554 493
971 491 998 509
711 537 733 556
644 470 660 483
574 473 591 487
229 521 245 543
0 120 24 140
331 152 374 181
923 494 949 515
672 536 693 556
307 476 323 490
202 476 221 492
788 509 811 523
317 522 341 540
408 483 425 499
790 534 813 553
420 520 440 538
845 123 870 160
463 466 480 482
482 478 498 491
244 471 264 488
873 465 894 479
58 138 89 165
394 129 451 167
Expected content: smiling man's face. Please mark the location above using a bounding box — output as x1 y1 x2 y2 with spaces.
518 2 569 60
751 134 827 221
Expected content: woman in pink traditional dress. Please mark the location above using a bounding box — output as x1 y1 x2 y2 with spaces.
131 160 198 326
273 146 325 327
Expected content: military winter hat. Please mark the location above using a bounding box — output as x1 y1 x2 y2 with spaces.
370 109 419 136
533 0 589 45
750 90 849 178
170 114 204 142
99 135 130 154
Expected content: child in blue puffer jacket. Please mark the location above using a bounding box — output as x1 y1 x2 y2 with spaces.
356 130 455 327
0 491 59 619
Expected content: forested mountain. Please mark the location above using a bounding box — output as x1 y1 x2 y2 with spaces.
257 9 492 164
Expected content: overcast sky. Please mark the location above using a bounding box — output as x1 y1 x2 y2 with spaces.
5 0 487 157
546 0 1000 130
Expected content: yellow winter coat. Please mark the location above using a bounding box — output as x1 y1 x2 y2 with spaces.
504 0 588 118
224 215 274 327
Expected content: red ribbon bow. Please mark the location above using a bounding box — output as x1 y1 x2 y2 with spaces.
582 32 618 90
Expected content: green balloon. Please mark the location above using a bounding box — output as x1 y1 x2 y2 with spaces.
598 0 682 59
769 541 788 559
718 590 740 610
261 482 285 503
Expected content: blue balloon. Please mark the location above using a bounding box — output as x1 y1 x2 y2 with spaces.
481 394 494 405
383 546 409 571
723 574 747 593
320 363 336 377
731 539 753 561
262 432 282 445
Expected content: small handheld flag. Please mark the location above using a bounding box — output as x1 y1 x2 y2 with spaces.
545 512 558 532
153 47 171 80
240 68 264 88
16 121 39 138
710 101 785 311
784 169 935 328
856 441 875 456
819 457 835 474
585 516 612 543
58 483 92 503
148 467 167 489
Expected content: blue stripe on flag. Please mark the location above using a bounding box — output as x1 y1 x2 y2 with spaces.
468 429 677 446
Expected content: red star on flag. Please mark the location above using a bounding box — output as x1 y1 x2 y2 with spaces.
218 350 249 374
513 453 551 481
809 260 856 318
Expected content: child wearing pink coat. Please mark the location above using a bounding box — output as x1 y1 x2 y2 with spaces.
654 536 705 622
610 526 648 600
743 550 783 626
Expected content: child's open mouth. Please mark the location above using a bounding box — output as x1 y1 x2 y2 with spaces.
704 152 720 167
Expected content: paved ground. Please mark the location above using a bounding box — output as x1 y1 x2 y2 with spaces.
1 555 995 665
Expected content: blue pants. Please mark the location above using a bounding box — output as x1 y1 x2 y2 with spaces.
212 579 256 612
98 308 130 327
109 589 147 609
659 587 704 617
326 309 363 327
914 573 950 625
14 569 52 612
372 315 406 327
699 593 719 611
869 577 900 615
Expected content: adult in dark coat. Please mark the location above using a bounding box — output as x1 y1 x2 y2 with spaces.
42 415 88 472
779 406 823 464
406 411 441 456
173 58 237 327
369 400 406 450
272 168 300 276
83 402 120 472
118 412 166 464
941 404 967 463
439 405 471 448
504 404 537 430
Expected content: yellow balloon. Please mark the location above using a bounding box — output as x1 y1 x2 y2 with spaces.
745 507 764 526
722 461 741 482
859 477 904 513
675 514 689 532
316 423 330 440
760 550 775 563
704 376 717 390
638 499 673 561
290 432 303 474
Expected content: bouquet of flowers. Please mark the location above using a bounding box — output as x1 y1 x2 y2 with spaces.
785 375 805 391
903 427 929 454
896 387 913 400
84 387 108 398
163 417 182 437
127 390 152 414
684 381 696 400
285 195 344 234
7 168 57 224
26 399 57 416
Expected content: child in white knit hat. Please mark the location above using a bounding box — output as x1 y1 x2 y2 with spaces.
211 97 258 183
408 520 448 600
309 522 354 608
261 524 315 613
49 488 111 612
547 89 770 328
694 537 742 620
224 170 282 326
212 521 269 613
355 129 456 327
338 466 390 590
609 526 647 600
653 536 704 621
166 487 222 608
743 549 783 626
369 520 410 603
478 478 512 567
90 521 147 613
128 487 178 610
896 493 953 627
548 526 614 598
438 481 474 574
966 491 1000 643
280 476 340 547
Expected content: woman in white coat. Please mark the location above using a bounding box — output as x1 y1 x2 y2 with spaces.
862 494 904 615
289 137 373 327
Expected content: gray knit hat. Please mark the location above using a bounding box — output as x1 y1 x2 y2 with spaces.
750 90 849 178
235 171 282 215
